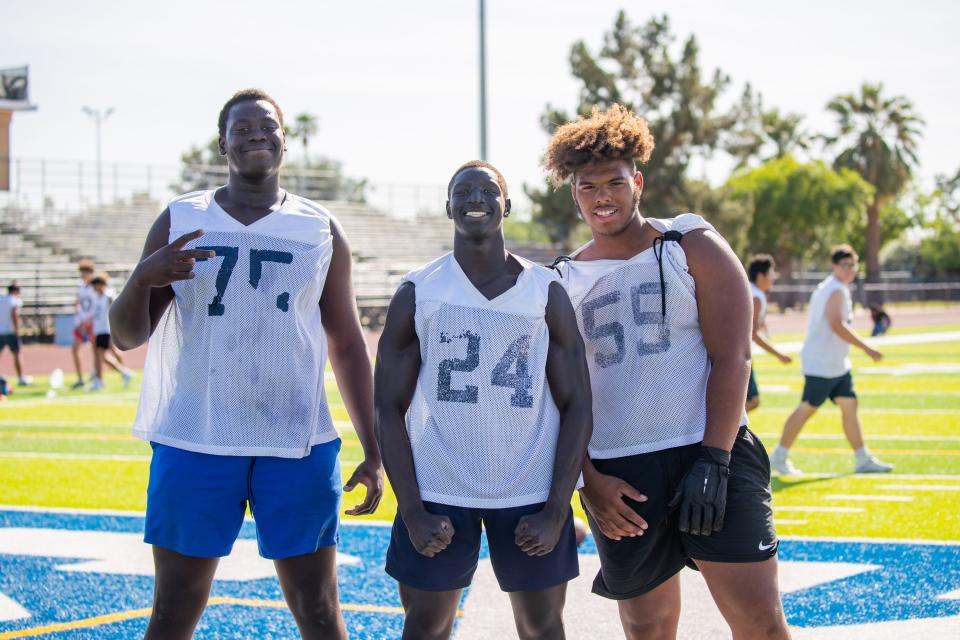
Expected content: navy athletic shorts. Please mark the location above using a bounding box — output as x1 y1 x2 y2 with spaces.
386 501 579 593
746 367 759 401
0 334 20 354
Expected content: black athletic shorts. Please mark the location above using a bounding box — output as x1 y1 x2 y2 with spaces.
585 426 778 600
802 372 856 407
94 333 111 349
746 367 759 401
0 334 20 354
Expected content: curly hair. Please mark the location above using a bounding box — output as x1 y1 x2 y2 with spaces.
218 89 284 138
544 104 655 186
447 160 509 199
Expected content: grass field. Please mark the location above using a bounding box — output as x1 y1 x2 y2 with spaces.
1 324 958 543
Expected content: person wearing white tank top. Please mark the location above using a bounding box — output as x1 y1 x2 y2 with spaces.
109 90 382 640
771 245 892 476
375 161 592 640
545 105 790 639
745 254 793 413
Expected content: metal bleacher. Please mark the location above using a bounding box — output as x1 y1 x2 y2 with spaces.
0 199 455 336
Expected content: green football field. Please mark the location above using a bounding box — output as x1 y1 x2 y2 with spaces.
1 324 958 543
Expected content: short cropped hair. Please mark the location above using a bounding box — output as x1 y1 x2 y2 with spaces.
831 244 858 264
544 104 655 187
447 160 509 199
747 254 775 283
218 89 284 138
7 283 19 294
77 259 95 272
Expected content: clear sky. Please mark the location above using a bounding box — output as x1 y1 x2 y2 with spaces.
4 0 958 213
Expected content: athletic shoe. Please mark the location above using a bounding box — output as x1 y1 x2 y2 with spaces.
771 451 802 476
855 456 894 474
121 371 133 389
86 377 105 392
17 376 33 386
70 379 85 390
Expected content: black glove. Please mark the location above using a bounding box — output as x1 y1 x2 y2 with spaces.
668 446 730 536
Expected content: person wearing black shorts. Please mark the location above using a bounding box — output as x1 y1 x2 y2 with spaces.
772 245 892 475
547 105 790 639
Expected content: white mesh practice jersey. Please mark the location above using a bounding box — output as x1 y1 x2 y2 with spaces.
403 252 562 508
557 214 748 459
133 190 337 458
801 275 852 377
76 283 95 323
751 283 767 325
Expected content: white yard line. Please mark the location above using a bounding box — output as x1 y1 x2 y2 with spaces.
878 484 960 492
757 432 960 442
767 330 960 354
774 473 960 480
825 494 915 502
774 506 865 513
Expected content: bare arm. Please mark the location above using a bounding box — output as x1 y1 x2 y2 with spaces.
542 282 593 513
514 282 593 555
109 209 210 350
685 229 752 453
374 282 453 556
751 298 791 363
319 218 383 515
826 291 882 360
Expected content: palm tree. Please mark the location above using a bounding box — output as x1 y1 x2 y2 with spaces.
288 113 319 166
825 83 924 295
762 108 810 160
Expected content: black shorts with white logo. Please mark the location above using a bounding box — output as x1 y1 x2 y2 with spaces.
585 426 778 600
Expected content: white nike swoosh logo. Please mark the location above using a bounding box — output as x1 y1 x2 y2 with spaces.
758 540 777 551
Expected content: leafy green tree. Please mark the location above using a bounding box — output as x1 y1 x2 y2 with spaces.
917 167 960 277
824 83 924 296
727 85 811 167
287 113 319 166
527 12 740 245
676 180 752 257
728 155 874 303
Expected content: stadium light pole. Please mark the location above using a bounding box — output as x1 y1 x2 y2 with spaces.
82 106 114 210
478 0 488 160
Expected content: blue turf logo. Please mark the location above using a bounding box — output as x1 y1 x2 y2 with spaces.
0 509 958 638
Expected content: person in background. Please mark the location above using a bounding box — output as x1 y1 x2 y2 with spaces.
88 274 133 391
771 245 892 475
869 303 891 336
0 283 31 387
745 255 792 412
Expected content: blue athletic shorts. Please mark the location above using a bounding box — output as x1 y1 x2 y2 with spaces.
386 501 579 593
145 439 342 559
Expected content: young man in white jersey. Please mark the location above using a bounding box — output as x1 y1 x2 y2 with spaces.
548 105 789 639
375 161 592 640
771 245 892 475
110 89 383 639
87 274 133 391
745 254 792 412
0 283 31 386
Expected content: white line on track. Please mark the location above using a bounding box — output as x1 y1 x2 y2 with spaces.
826 494 915 502
770 330 960 354
757 432 960 442
0 451 149 461
878 484 960 491
775 473 960 480
774 506 865 513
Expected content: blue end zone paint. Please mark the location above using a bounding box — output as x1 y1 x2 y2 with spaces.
0 509 958 638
